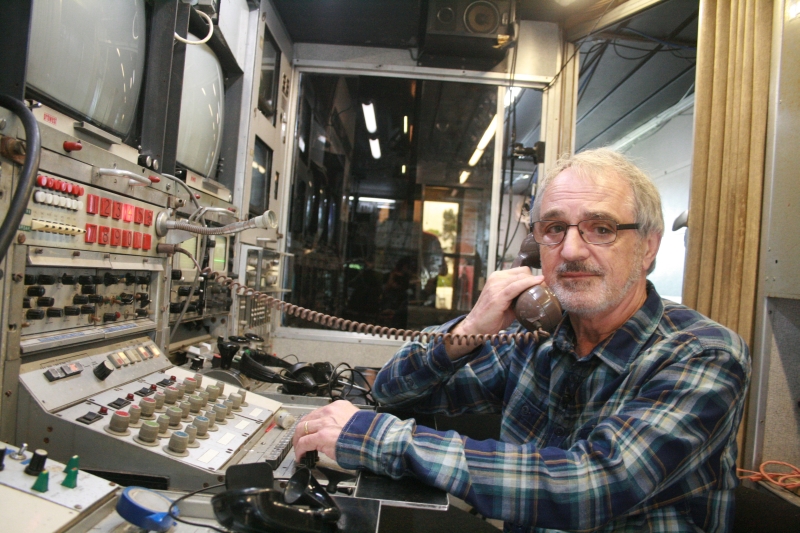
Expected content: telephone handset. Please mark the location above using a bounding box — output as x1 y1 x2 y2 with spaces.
510 233 563 333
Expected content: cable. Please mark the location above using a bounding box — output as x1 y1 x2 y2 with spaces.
738 461 800 491
167 482 228 532
0 94 41 264
161 173 201 210
168 234 208 345
175 10 214 45
282 353 299 363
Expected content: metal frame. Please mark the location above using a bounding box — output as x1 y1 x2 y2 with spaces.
161 2 191 175
566 0 668 42
0 0 33 100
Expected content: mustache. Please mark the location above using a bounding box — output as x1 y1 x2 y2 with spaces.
556 261 604 275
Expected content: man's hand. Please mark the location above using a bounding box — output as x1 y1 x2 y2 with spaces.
292 400 360 463
446 267 544 360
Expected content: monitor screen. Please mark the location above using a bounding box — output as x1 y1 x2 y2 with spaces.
176 34 225 179
178 236 199 271
27 0 146 138
210 236 228 273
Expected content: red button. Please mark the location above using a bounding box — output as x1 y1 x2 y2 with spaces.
77 186 84 197
98 226 110 245
112 201 122 220
59 181 68 193
99 197 112 217
110 228 122 246
46 178 56 190
150 384 157 391
122 203 135 223
133 232 142 249
85 224 98 243
143 210 154 226
122 230 132 248
86 194 99 215
134 207 144 224
37 175 47 187
98 406 108 415
142 234 152 251
126 393 135 401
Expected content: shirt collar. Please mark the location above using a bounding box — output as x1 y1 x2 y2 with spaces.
551 281 664 373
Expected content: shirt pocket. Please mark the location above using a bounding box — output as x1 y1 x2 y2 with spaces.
502 390 548 444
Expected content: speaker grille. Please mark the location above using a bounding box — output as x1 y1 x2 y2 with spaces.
464 1 500 34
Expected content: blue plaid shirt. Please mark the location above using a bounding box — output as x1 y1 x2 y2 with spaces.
336 283 750 532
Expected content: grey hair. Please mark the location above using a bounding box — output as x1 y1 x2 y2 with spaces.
531 148 664 273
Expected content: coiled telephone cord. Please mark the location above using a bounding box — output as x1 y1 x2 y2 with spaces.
206 270 550 347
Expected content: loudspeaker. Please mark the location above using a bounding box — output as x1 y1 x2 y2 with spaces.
420 0 514 70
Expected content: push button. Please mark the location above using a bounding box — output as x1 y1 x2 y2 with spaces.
86 194 99 215
122 230 132 248
134 207 144 224
110 228 122 247
143 210 154 226
132 232 142 250
85 224 98 244
112 201 122 220
142 234 152 251
122 204 135 223
98 226 110 245
99 197 112 217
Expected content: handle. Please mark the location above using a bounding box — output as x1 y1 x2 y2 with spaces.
97 168 152 187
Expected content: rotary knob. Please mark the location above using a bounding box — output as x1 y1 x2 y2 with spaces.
46 308 64 318
229 393 243 412
64 306 81 316
153 391 166 411
215 381 226 396
105 410 131 436
133 420 159 447
26 309 45 320
156 415 170 437
166 406 183 429
139 397 156 418
164 431 189 457
183 377 197 394
205 385 220 403
93 360 114 380
27 286 46 297
204 410 218 431
237 388 249 407
198 391 209 407
24 449 48 476
188 395 203 414
164 386 179 405
223 400 234 419
128 404 142 427
185 425 199 448
179 401 191 420
191 416 209 439
213 404 228 425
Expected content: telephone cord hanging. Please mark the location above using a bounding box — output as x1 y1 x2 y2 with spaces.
206 271 550 347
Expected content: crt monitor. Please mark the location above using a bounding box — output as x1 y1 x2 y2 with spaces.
176 34 225 180
26 0 146 139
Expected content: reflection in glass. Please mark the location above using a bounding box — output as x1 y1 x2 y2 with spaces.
250 137 272 218
257 30 281 123
284 74 497 332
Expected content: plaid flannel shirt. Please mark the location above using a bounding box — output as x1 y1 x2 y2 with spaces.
336 283 750 532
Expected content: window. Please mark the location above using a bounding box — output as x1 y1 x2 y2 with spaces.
249 136 272 218
284 74 498 332
257 29 281 125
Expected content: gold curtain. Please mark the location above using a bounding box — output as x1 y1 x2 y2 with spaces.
683 0 773 349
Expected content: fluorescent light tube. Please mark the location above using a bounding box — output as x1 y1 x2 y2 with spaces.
369 138 381 159
362 102 377 134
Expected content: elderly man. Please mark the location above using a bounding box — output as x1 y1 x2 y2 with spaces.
294 149 750 532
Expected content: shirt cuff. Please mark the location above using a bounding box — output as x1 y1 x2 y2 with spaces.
336 410 398 474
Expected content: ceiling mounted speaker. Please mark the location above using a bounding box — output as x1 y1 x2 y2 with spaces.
464 1 501 34
421 0 514 70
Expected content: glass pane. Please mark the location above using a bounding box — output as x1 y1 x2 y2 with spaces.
257 30 280 124
284 74 496 332
249 137 272 217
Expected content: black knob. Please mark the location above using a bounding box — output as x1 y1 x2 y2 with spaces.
118 293 134 304
190 357 204 370
136 275 152 285
88 295 104 304
135 293 149 304
186 303 198 313
125 272 136 285
92 275 103 284
73 295 89 305
24 449 48 476
37 297 55 307
104 273 119 286
81 284 96 295
80 305 96 315
64 306 81 316
0 443 6 471
77 275 93 285
46 308 64 318
211 354 221 368
103 312 120 322
135 308 148 318
23 297 31 309
171 270 183 281
27 286 46 297
93 360 114 380
26 309 45 320
24 274 36 285
169 302 184 313
61 274 76 285
177 286 192 297
37 274 56 285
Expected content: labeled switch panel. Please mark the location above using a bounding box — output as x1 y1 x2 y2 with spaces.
20 172 160 256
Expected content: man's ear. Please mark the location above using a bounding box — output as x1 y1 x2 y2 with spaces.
643 232 662 274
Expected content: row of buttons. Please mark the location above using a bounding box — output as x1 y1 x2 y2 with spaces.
86 195 154 225
107 345 161 368
36 175 85 197
33 191 85 211
84 225 153 250
31 219 86 236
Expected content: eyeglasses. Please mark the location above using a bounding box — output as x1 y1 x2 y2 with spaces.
532 219 640 245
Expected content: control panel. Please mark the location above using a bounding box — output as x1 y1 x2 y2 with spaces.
20 172 161 256
17 338 286 491
0 442 118 533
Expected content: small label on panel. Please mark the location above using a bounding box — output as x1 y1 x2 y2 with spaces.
235 420 250 430
250 408 262 418
198 450 218 463
218 432 235 445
